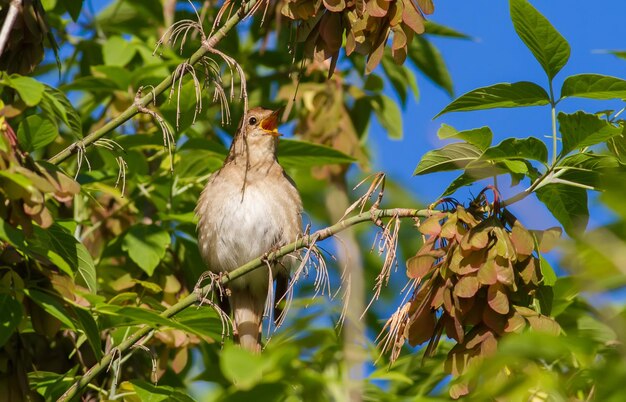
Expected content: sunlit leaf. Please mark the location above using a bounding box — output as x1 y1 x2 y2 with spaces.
24 288 77 330
437 124 492 151
2 74 45 106
536 184 588 236
509 0 570 80
122 224 171 276
557 153 621 188
558 111 622 157
40 85 83 139
480 137 548 164
414 143 482 175
278 139 356 168
17 115 57 152
561 74 626 100
539 256 557 286
220 345 267 390
102 36 137 67
130 380 197 402
424 21 471 39
435 82 550 117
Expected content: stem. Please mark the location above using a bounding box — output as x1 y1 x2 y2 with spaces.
47 0 259 166
57 207 430 401
504 80 560 206
0 0 21 56
501 166 553 207
548 80 558 165
551 103 558 165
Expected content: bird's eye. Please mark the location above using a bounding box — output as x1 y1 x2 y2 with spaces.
248 117 257 125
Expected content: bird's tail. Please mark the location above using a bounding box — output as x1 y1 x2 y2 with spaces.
230 289 264 353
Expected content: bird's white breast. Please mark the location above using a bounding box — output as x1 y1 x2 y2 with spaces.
196 165 301 291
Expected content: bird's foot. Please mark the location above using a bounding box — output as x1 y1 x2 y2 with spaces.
261 243 285 266
194 271 229 307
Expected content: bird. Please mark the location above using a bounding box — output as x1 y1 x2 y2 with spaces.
195 107 302 353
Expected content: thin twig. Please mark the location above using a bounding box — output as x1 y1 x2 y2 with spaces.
48 0 260 166
0 0 20 56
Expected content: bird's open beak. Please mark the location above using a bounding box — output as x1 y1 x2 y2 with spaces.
260 109 282 137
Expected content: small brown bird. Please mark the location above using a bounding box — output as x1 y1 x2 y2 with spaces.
196 107 302 353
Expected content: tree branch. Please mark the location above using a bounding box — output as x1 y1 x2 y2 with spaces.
57 207 429 401
47 0 259 166
0 0 21 57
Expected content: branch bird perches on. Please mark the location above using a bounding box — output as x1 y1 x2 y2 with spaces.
57 207 430 401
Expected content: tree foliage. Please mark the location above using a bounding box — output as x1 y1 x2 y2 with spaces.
0 0 625 401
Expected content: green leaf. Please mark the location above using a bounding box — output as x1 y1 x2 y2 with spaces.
73 306 102 360
480 137 548 164
350 97 373 139
130 380 197 402
435 82 550 117
0 218 27 248
539 256 557 286
122 224 170 276
17 115 57 152
91 65 132 90
28 369 76 401
24 288 77 330
220 345 267 390
437 124 493 151
95 304 220 341
41 0 57 10
557 153 621 188
277 139 356 168
424 21 472 39
509 0 570 80
608 50 626 60
27 225 97 293
363 74 384 92
48 225 97 293
561 74 626 100
0 294 22 347
558 111 623 157
41 85 83 139
174 308 227 341
102 36 137 67
414 143 482 175
2 74 45 106
382 56 419 106
576 315 617 344
65 0 84 22
536 184 588 236
409 37 453 97
372 95 403 139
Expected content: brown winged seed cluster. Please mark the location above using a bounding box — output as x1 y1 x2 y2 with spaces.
282 0 434 74
381 194 562 398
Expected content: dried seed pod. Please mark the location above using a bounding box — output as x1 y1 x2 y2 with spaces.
379 187 563 398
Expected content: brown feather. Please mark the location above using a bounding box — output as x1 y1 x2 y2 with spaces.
196 107 302 353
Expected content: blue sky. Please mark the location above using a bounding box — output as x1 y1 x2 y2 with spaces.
73 0 626 232
370 0 626 231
